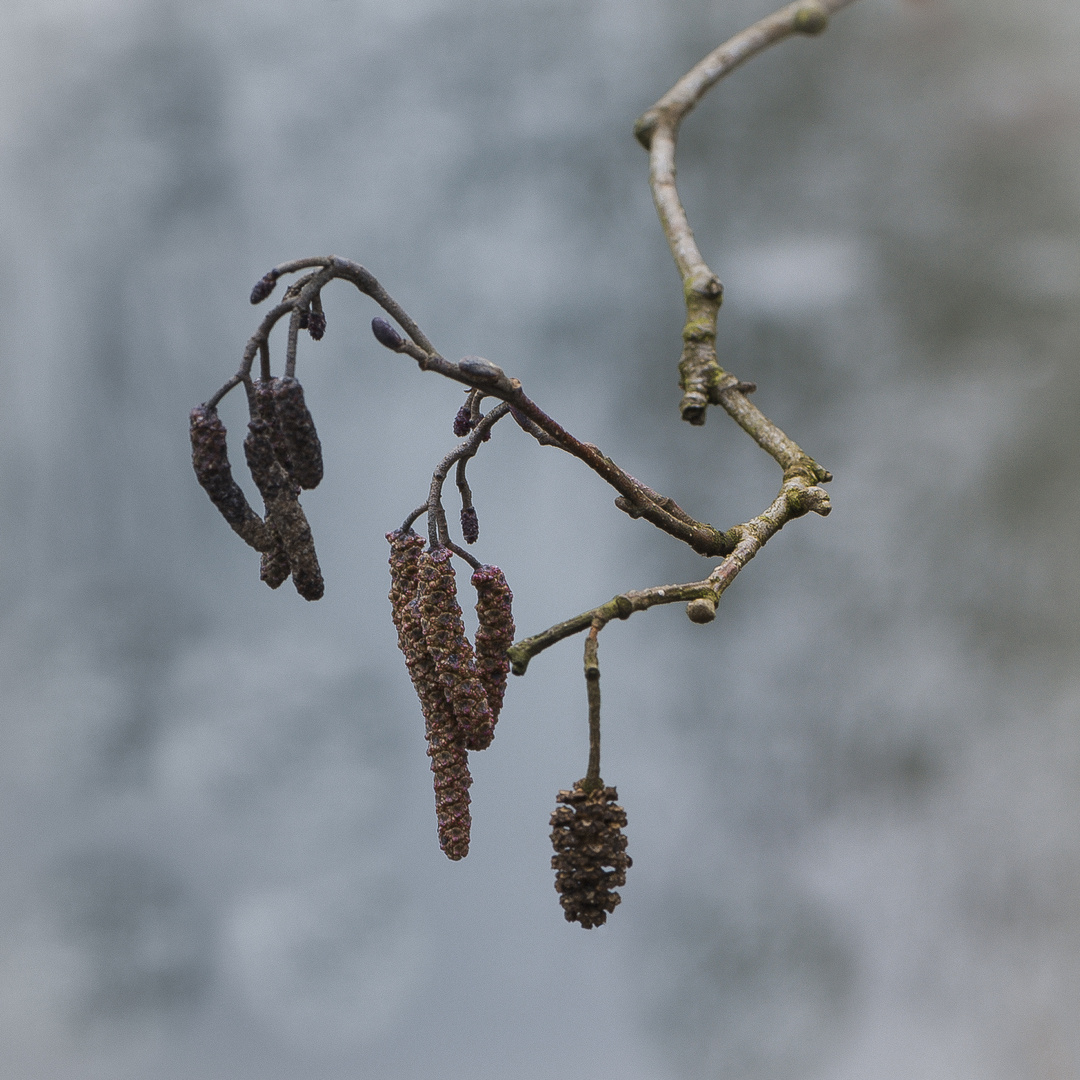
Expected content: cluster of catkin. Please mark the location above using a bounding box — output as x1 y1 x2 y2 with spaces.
388 532 514 859
190 376 324 600
550 780 632 928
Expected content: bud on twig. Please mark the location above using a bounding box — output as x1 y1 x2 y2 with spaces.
189 405 273 553
549 780 631 928
307 309 326 341
250 271 278 304
472 565 514 724
417 548 495 751
453 404 474 437
460 506 479 544
371 317 404 351
273 377 324 490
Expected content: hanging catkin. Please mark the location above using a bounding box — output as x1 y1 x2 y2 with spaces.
416 548 495 751
244 413 324 600
273 376 324 490
471 565 514 726
388 531 471 859
189 405 272 552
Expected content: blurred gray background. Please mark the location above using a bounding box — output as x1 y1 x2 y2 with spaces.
0 0 1078 1076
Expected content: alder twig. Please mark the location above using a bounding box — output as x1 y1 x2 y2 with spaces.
634 0 857 433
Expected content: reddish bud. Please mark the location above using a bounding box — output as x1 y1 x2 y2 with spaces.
453 404 473 437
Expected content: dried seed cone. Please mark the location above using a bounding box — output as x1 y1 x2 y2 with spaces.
273 377 323 490
189 405 272 552
549 780 631 929
471 565 514 724
417 548 495 751
244 418 324 600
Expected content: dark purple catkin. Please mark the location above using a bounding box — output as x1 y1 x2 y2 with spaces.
549 780 631 929
453 404 473 437
244 417 324 600
297 310 309 330
387 532 471 859
471 565 514 723
189 405 272 553
307 309 326 341
252 379 292 475
460 506 479 545
273 377 323 490
417 548 495 752
250 271 278 304
371 317 404 350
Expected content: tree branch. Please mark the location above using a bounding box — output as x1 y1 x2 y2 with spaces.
634 0 858 430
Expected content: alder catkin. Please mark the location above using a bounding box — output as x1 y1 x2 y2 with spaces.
417 548 496 751
471 564 514 724
244 416 324 600
307 309 326 341
273 376 323 490
549 780 631 929
387 531 471 859
189 405 272 552
252 379 292 475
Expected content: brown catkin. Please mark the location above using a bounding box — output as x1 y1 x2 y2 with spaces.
387 532 471 859
417 548 495 751
471 565 514 726
189 405 272 552
273 377 323 490
244 416 324 600
253 379 293 476
549 780 631 929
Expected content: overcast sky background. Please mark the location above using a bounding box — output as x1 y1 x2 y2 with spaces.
1 0 1079 1077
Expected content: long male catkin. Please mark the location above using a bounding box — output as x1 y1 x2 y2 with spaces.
471 565 514 726
244 414 324 600
388 531 472 859
189 405 273 552
416 548 495 752
273 376 324 490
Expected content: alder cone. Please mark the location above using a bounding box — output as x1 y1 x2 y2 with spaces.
417 548 495 751
273 376 323 490
189 405 272 553
549 780 631 929
471 565 514 724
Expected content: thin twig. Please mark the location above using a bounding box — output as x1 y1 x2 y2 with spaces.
634 0 857 432
584 623 602 782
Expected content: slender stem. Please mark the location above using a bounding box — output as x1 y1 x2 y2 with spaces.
635 0 855 437
584 622 602 783
446 540 481 570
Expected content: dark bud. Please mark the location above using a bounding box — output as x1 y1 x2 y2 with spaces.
297 309 309 330
453 404 474 437
371 317 404 350
461 506 479 545
458 355 504 385
307 309 326 341
481 427 491 442
250 271 278 304
273 377 323 490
